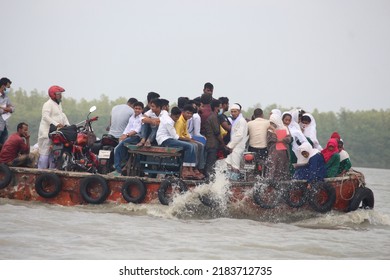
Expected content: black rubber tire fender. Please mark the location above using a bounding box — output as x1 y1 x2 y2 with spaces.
35 173 62 198
347 187 374 212
158 178 188 205
199 193 220 208
307 181 336 213
121 178 147 204
252 180 282 209
80 175 110 204
0 163 12 189
283 181 308 208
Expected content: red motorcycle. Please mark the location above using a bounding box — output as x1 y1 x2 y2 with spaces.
49 106 99 173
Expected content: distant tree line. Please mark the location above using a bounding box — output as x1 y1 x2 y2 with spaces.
8 89 390 169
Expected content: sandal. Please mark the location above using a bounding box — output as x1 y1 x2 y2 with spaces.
136 139 146 147
144 140 152 147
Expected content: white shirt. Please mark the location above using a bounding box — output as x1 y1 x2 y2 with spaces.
187 113 202 137
122 113 142 136
156 114 179 145
142 109 168 127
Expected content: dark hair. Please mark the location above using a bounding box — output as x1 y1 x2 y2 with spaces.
253 108 263 118
298 108 306 118
282 112 292 120
133 101 144 109
170 106 182 116
211 100 221 111
147 92 160 102
301 115 311 123
17 122 28 130
192 97 201 106
182 104 195 113
200 93 212 105
160 98 169 108
204 82 214 90
218 97 229 105
150 98 162 108
177 97 190 109
0 77 12 87
127 97 138 104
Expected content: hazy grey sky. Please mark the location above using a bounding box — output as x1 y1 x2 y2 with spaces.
3 0 390 112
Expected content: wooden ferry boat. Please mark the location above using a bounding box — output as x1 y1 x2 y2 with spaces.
0 145 374 214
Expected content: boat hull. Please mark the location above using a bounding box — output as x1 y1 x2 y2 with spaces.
0 166 373 213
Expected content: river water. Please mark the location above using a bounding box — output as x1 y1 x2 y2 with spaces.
0 167 389 260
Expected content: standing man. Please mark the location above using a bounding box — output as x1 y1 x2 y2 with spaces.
0 122 35 167
225 103 248 180
218 97 231 145
203 82 214 95
38 85 70 169
247 108 270 163
204 99 227 177
107 98 135 139
0 77 15 149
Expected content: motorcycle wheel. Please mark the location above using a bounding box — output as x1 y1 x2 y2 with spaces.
56 152 73 171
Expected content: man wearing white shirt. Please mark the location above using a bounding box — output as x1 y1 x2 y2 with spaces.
0 77 14 149
137 98 168 147
111 102 144 175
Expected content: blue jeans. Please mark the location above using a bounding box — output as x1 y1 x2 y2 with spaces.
161 138 196 166
114 136 140 172
192 141 205 169
140 123 158 144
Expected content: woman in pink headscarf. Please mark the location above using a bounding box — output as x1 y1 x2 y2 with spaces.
321 138 340 177
266 113 292 180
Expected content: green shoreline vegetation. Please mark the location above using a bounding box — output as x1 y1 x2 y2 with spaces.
10 89 390 169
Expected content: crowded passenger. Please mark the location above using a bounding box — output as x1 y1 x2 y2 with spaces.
199 93 213 136
107 98 135 139
337 139 352 175
218 97 231 145
225 103 248 180
293 142 326 183
0 77 14 149
143 91 160 113
137 98 167 147
204 99 227 177
288 109 308 170
321 138 340 178
156 107 203 180
247 108 270 163
174 104 206 174
111 101 144 176
0 122 36 167
187 99 205 144
266 113 292 180
301 112 322 150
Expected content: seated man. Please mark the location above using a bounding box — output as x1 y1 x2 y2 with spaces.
137 98 168 147
156 107 203 180
174 104 205 177
111 102 144 176
0 122 36 167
